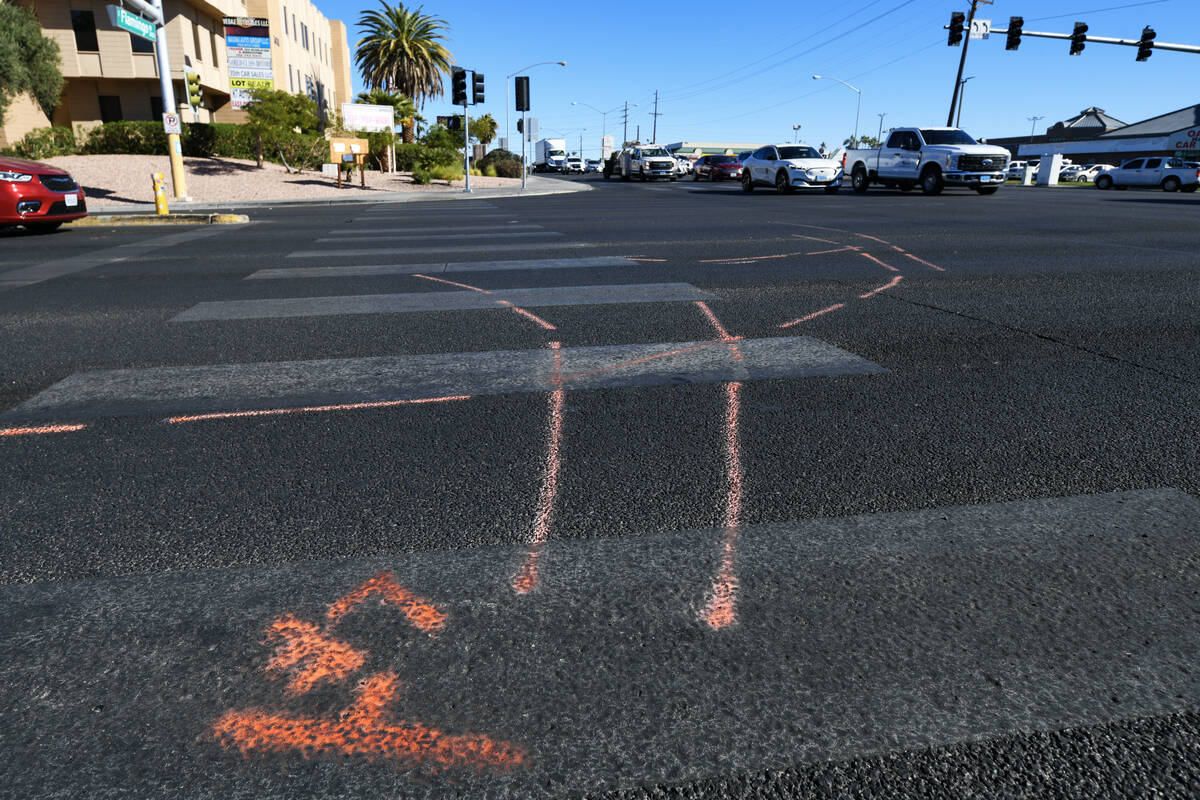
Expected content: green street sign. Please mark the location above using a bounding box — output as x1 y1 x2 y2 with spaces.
106 5 157 42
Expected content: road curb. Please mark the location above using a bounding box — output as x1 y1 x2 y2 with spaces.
67 213 250 226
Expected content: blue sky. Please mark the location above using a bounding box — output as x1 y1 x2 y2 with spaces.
318 0 1199 157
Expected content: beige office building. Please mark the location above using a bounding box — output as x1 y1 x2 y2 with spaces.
1 0 352 148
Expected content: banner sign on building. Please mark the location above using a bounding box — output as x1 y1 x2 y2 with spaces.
223 17 272 110
341 103 395 133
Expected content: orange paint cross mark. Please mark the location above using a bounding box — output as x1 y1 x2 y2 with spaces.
212 672 528 771
779 303 846 329
903 252 946 272
495 300 558 331
695 301 744 363
0 423 87 437
854 233 892 246
554 338 741 386
413 273 492 293
326 572 448 635
513 343 565 595
265 615 366 696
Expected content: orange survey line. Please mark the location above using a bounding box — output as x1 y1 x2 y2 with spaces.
855 233 891 246
626 257 667 262
779 303 846 329
412 273 491 293
513 342 566 595
860 275 903 298
0 423 87 437
166 395 471 424
702 380 745 631
903 252 946 272
696 301 743 362
859 252 900 273
496 300 557 331
554 338 742 385
789 233 842 245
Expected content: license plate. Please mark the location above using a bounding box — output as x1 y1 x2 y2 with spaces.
64 194 78 206
980 176 991 182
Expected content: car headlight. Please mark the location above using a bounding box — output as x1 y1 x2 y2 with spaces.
0 171 33 182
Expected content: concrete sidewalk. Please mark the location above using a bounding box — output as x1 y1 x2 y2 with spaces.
86 175 589 214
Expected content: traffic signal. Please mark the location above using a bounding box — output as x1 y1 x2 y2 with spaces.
1137 26 1155 61
516 119 522 133
1069 21 1088 55
451 67 467 105
948 11 965 46
514 76 530 111
185 70 202 108
1006 16 1023 50
472 72 484 105
445 115 462 131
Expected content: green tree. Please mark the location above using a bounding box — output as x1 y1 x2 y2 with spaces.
468 113 497 147
355 1 453 143
244 89 319 169
0 4 64 126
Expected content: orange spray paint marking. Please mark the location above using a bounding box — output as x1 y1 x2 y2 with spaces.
860 275 903 299
495 300 557 331
702 380 745 631
326 572 448 635
212 672 528 771
413 274 492 293
855 233 892 246
789 233 842 245
779 303 846 329
0 423 87 437
903 252 946 272
626 257 667 262
804 246 859 256
859 252 900 273
513 342 565 594
265 615 367 696
695 301 744 363
166 395 471 424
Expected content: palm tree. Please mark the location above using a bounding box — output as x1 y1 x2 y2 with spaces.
355 1 453 143
468 113 498 147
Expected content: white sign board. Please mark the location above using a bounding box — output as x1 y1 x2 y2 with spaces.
340 103 395 133
223 17 272 110
970 19 991 39
162 112 181 135
601 135 615 160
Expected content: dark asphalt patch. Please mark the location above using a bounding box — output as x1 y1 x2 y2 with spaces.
1 489 1196 798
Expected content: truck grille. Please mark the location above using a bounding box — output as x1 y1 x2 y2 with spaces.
38 174 78 192
958 155 1007 172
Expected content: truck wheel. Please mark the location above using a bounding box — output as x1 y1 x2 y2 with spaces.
976 186 999 195
851 166 869 193
1162 176 1181 192
775 170 792 194
920 166 944 195
741 172 754 193
1095 175 1112 190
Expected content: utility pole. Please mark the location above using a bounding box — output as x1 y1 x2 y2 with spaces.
947 0 992 126
650 90 661 143
622 101 629 146
956 76 975 127
1027 115 1044 137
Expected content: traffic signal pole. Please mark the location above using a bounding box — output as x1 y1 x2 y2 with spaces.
151 0 187 198
947 0 990 126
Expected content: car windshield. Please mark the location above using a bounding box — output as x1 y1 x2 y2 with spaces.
778 146 822 160
919 129 978 145
712 156 736 164
639 148 669 157
549 150 565 157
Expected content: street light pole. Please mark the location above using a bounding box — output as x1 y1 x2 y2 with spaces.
812 74 861 149
792 124 802 143
876 112 887 143
1027 115 1044 137
505 60 565 151
956 76 975 128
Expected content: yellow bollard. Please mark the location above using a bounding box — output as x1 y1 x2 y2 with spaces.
152 172 169 215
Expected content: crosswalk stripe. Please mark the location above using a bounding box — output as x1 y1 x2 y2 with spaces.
313 231 561 243
247 257 638 280
2 336 884 422
169 283 715 322
322 224 542 236
288 242 598 258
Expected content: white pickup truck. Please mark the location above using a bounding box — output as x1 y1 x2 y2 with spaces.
844 127 1010 195
1094 156 1200 192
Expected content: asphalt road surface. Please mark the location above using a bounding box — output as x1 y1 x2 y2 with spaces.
1 177 1198 798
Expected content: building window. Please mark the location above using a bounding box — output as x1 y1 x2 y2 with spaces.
292 14 297 40
301 23 308 50
282 5 288 34
150 96 163 118
130 32 155 54
288 67 293 92
98 95 123 123
192 17 204 61
71 10 99 52
211 24 220 68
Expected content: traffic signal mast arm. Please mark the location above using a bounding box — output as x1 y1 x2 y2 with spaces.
972 25 1200 55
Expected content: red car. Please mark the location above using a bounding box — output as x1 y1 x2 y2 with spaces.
692 154 743 182
1 156 87 233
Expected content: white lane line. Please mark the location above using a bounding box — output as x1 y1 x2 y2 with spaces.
313 231 561 243
288 242 598 257
170 282 715 322
247 256 638 280
321 224 541 236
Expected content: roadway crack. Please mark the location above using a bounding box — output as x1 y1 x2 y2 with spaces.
881 292 1197 387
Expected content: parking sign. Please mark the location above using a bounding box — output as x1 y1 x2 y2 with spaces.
162 112 181 135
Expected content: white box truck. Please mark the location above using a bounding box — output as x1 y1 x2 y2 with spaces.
533 138 567 173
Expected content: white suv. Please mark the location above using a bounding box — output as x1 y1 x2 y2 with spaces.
564 157 585 174
740 144 843 194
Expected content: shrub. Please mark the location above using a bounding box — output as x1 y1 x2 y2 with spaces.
483 164 497 178
411 169 431 185
81 120 165 154
182 122 256 159
6 126 76 159
426 163 464 182
478 147 522 179
394 142 422 171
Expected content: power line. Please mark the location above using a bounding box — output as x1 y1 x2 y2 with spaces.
1028 0 1172 23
